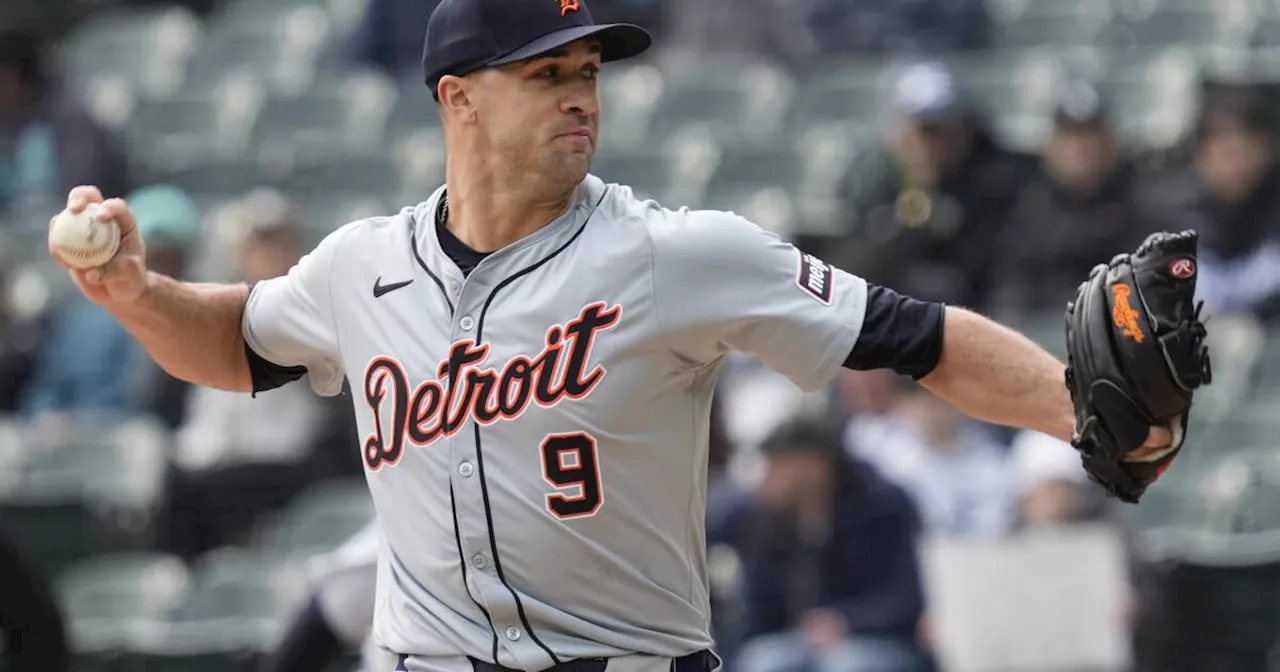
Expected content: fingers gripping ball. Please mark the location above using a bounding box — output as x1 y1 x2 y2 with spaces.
50 203 121 270
1064 230 1213 504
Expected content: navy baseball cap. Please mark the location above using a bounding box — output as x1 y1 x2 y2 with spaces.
422 0 652 99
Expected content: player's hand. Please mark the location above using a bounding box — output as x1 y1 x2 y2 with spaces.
1127 425 1174 462
800 609 847 653
50 186 148 306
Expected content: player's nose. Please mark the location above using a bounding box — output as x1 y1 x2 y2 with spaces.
560 87 599 118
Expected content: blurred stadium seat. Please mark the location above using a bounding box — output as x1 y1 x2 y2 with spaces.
0 417 167 578
136 547 308 670
57 552 190 659
255 479 374 559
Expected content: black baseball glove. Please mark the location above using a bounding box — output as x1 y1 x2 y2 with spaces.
1064 230 1213 503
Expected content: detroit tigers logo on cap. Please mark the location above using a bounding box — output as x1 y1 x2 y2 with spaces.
559 0 580 15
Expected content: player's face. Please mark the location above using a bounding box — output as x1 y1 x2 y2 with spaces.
474 39 603 187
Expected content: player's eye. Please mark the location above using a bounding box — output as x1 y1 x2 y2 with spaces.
536 66 559 78
582 65 599 80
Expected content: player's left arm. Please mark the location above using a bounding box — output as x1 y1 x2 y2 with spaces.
917 307 1075 442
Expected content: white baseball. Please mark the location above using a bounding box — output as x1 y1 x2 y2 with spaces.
50 203 121 270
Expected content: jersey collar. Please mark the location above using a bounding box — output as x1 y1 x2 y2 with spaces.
413 174 608 284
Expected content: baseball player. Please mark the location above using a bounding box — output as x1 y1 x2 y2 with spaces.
51 0 1179 670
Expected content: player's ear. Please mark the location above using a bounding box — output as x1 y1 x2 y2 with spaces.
437 76 477 123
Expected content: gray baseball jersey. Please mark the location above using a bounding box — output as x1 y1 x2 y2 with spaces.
242 174 870 670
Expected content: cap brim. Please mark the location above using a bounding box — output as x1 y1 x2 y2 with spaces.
486 23 652 68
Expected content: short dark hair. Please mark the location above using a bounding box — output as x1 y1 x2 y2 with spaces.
759 418 843 457
1196 91 1276 143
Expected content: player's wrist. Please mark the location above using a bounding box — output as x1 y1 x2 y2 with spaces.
105 269 163 314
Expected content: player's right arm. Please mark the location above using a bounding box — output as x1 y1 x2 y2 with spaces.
108 273 252 391
51 187 343 397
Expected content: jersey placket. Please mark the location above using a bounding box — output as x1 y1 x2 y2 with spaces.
445 271 541 668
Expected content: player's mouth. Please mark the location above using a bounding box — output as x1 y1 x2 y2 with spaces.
557 127 593 141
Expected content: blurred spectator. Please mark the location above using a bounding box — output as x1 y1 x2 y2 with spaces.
160 189 340 560
348 0 440 81
0 231 47 413
710 419 930 672
0 28 130 229
1008 430 1108 529
18 184 199 425
830 62 1032 308
806 0 990 58
847 379 1015 540
989 82 1163 319
1149 91 1280 321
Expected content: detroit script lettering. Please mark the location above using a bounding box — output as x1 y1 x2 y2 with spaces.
361 302 622 471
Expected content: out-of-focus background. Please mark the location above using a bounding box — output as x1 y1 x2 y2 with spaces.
4 0 1280 671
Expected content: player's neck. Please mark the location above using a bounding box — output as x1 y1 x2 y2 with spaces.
443 171 577 253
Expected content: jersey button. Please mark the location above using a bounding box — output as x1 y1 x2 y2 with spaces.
459 316 475 331
449 281 461 295
471 553 487 570
505 626 521 641
458 462 474 477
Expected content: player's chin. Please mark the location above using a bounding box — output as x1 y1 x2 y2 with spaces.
548 150 592 181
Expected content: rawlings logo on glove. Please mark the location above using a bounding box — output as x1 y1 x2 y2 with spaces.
1064 231 1212 504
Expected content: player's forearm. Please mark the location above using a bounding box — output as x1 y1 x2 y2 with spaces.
920 306 1075 442
106 272 253 392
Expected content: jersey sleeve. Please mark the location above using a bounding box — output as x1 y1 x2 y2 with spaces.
241 225 350 397
650 209 868 392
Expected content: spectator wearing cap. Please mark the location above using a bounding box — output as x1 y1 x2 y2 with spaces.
708 419 930 672
1008 430 1109 528
1149 91 1280 321
0 28 130 229
18 184 199 425
828 62 1033 309
988 82 1163 319
160 189 351 560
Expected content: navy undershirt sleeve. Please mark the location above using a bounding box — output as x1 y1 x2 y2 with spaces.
243 281 309 395
843 283 945 380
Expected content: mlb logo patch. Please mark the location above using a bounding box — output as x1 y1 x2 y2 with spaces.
796 251 834 305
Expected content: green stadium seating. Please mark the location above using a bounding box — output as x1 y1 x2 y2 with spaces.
589 148 678 201
599 64 666 148
185 4 332 95
286 154 401 199
991 11 1110 50
382 87 443 147
0 418 168 579
57 552 190 657
132 548 307 671
167 158 289 199
787 63 892 128
645 62 794 142
251 71 398 158
1113 8 1234 50
255 479 374 558
60 5 202 96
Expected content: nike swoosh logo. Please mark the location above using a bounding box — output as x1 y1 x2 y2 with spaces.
373 277 414 298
